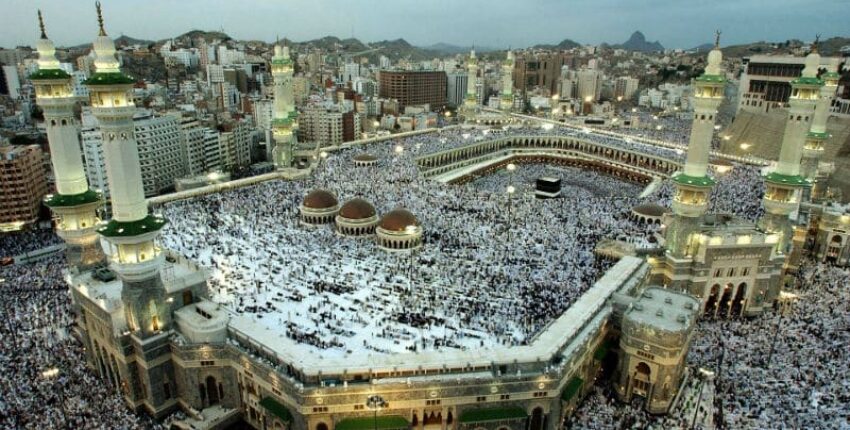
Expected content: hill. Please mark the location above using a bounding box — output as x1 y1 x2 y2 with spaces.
533 38 582 50
616 31 664 52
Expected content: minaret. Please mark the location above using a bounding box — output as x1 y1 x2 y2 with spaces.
462 48 479 117
271 41 298 168
758 43 823 254
666 32 726 258
86 2 170 338
802 52 840 200
500 50 515 112
32 10 104 270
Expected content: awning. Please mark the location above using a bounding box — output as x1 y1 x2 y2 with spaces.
260 397 293 422
335 415 409 430
459 406 527 423
561 376 584 402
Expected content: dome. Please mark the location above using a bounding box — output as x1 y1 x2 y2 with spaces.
379 209 419 232
339 198 376 220
302 189 338 209
633 203 669 218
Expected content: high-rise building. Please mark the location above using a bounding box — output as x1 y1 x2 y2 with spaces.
576 68 602 103
219 118 252 170
378 70 447 111
513 52 570 96
134 112 187 196
614 76 640 101
180 118 221 176
1 65 21 98
0 48 28 66
0 144 48 229
446 72 468 108
81 128 109 199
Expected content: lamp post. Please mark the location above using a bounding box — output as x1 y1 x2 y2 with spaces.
506 185 516 243
43 367 69 428
366 394 388 430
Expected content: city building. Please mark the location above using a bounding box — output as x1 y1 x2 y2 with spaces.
513 52 569 97
378 70 447 111
219 117 253 170
446 72 468 108
134 112 187 196
737 54 834 114
0 144 47 230
614 77 639 101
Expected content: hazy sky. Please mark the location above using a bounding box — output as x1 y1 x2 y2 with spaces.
1 0 845 49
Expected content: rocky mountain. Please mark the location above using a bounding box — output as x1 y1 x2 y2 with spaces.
616 31 664 52
533 38 582 50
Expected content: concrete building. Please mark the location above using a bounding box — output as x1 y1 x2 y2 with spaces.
219 118 252 170
446 72 468 108
513 52 569 97
614 77 640 101
134 112 187 196
0 144 47 229
378 70 447 111
576 69 602 103
2 65 21 98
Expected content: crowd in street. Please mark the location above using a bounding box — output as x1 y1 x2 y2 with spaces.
0 256 167 430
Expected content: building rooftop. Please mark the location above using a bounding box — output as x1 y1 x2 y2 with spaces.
625 287 698 333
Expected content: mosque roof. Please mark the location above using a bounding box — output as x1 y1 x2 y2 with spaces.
338 198 376 220
302 189 338 210
379 208 419 232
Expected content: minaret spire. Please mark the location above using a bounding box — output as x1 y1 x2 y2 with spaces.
32 9 104 270
666 34 726 257
714 30 721 48
38 10 47 39
758 47 823 254
270 36 298 168
96 1 106 36
811 34 820 53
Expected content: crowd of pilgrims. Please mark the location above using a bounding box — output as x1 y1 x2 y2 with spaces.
155 126 768 356
158 127 656 355
0 255 170 429
0 229 62 259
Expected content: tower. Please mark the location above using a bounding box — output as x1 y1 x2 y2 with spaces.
462 48 479 118
802 53 840 201
86 2 170 338
758 45 822 254
271 41 298 168
500 50 515 112
666 32 725 258
32 10 104 270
